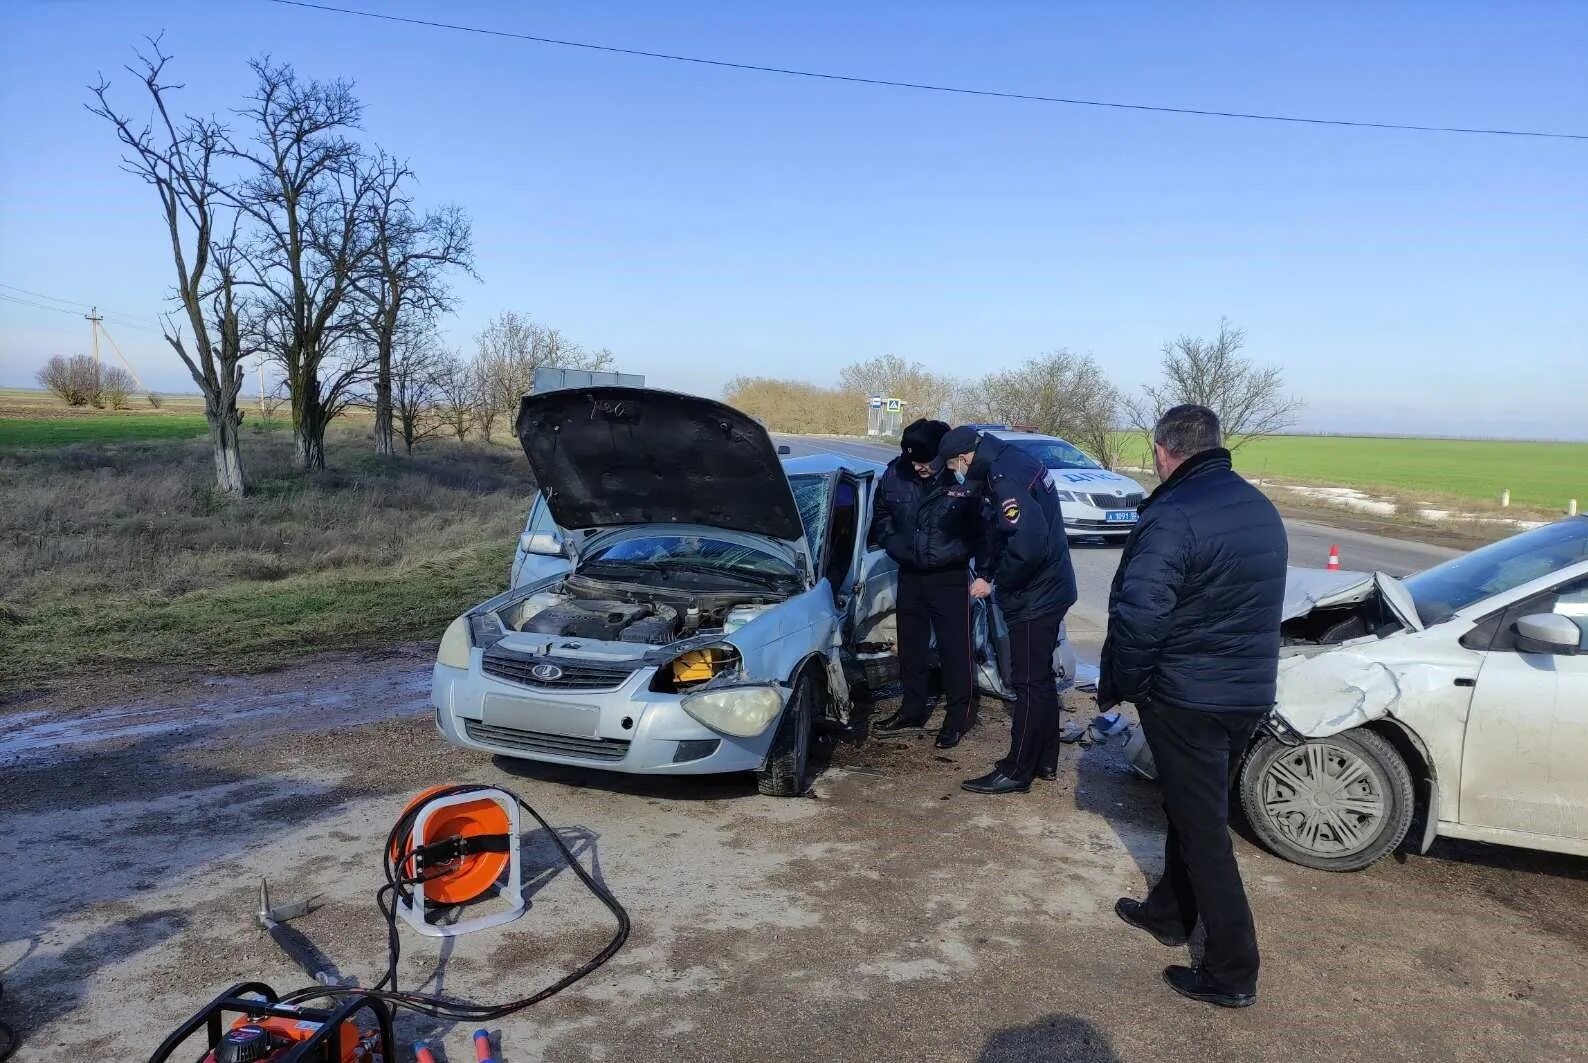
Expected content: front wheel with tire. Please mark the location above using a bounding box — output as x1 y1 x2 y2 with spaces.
757 668 822 797
1238 728 1415 872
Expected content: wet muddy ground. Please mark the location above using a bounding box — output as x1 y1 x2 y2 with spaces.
2 646 1585 1062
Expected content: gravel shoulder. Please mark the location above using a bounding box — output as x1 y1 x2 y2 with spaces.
2 649 1585 1062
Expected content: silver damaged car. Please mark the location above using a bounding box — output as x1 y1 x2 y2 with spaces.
431 387 1072 795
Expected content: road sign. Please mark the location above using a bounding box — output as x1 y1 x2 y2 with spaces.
886 398 902 412
869 395 883 409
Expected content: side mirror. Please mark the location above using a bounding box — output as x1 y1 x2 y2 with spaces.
777 444 791 455
1512 613 1581 656
519 531 567 558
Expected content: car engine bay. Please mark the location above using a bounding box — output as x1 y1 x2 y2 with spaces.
499 574 785 646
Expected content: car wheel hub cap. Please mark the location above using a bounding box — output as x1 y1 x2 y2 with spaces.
1261 743 1386 857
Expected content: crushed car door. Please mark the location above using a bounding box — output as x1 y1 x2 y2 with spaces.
1460 572 1588 841
844 471 895 634
847 471 899 685
509 492 573 588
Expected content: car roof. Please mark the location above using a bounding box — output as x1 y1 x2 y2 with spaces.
985 430 1070 445
780 452 887 477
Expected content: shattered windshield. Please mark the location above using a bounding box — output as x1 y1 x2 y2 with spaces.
1008 438 1101 470
1403 517 1588 626
789 473 832 555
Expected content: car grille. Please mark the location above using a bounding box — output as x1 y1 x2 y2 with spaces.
464 719 632 762
1083 491 1144 509
481 648 637 691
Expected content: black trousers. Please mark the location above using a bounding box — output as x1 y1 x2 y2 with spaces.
897 567 975 730
994 609 1066 783
1136 702 1267 995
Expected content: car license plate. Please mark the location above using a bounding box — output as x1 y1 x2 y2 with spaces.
1106 510 1137 524
482 692 599 737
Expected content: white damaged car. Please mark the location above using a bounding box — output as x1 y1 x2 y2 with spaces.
1129 517 1588 871
432 387 1073 796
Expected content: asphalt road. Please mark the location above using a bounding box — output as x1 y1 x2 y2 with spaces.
775 434 1462 655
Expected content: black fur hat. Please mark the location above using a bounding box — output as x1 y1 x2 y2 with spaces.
900 418 950 464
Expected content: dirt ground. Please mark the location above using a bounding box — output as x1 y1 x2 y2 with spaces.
2 647 1585 1063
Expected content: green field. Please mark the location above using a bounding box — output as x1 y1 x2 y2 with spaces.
0 412 214 446
1113 433 1587 512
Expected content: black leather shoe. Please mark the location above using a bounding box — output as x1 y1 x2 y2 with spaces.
1114 898 1189 947
874 712 929 733
1036 766 1058 781
961 770 1030 794
1163 965 1256 1009
935 728 964 749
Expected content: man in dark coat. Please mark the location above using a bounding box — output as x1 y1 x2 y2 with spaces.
1100 404 1287 1009
871 419 984 748
938 426 1077 794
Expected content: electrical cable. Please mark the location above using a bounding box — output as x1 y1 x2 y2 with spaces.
0 283 162 328
267 0 1588 142
278 784 630 1023
0 291 164 335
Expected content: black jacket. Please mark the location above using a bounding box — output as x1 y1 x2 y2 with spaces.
968 434 1077 623
1099 448 1287 714
872 458 985 573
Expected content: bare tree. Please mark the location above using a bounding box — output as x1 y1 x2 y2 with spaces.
471 311 614 439
837 353 954 421
227 57 375 470
97 365 137 410
37 355 99 407
961 350 1123 467
89 40 249 494
1125 318 1300 451
430 351 474 441
387 327 445 453
357 151 473 457
723 376 855 435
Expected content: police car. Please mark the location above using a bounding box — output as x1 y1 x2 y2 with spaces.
982 429 1147 540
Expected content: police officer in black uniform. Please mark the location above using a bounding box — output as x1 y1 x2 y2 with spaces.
871 419 985 748
937 426 1078 794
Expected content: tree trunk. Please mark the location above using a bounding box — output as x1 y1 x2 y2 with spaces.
207 408 247 496
373 389 395 457
295 419 326 470
290 365 329 471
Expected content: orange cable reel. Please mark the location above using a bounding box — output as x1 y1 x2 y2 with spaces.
389 784 526 937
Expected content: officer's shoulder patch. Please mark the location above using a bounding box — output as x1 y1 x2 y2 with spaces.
1001 497 1020 524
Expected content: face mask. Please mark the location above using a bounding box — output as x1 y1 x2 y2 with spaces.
953 468 967 485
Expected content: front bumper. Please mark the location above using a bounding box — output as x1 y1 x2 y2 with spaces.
1062 504 1138 536
431 658 770 775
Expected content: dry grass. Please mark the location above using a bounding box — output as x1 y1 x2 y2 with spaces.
0 422 534 694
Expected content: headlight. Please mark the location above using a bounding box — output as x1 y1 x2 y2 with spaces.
1052 489 1079 502
437 615 473 669
651 643 743 693
681 685 784 738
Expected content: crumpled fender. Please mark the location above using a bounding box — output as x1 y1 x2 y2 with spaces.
1274 648 1473 751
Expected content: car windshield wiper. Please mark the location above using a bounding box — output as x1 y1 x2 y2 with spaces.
652 561 793 588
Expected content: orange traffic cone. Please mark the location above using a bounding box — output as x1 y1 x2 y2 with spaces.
1327 545 1341 571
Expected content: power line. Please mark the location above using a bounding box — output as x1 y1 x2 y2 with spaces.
269 0 1587 142
0 283 164 333
0 292 163 334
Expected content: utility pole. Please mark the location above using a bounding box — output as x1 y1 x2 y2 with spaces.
86 307 103 381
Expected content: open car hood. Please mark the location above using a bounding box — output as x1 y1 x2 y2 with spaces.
1283 568 1423 632
515 386 806 542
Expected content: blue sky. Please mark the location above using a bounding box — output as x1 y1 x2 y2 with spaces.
2 1 1585 439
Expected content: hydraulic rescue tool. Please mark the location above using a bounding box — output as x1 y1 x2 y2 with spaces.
148 784 629 1063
